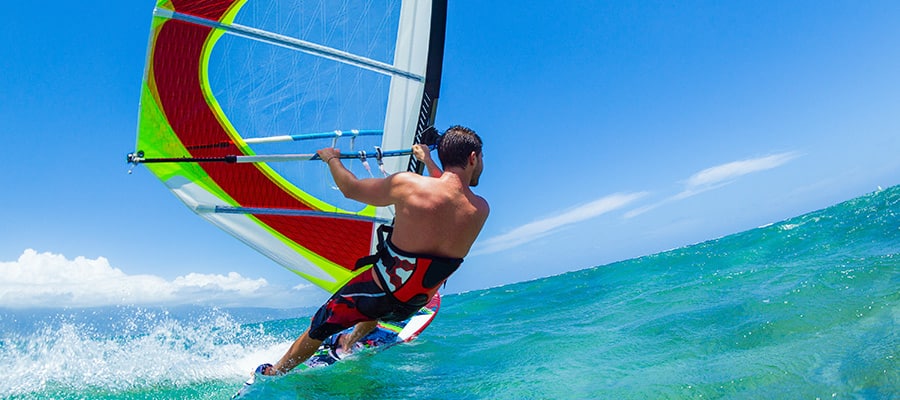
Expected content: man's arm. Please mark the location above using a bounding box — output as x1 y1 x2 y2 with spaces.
317 147 404 206
413 144 442 178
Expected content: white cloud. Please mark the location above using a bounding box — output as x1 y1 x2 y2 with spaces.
473 192 647 255
174 272 267 295
625 152 799 218
623 202 664 219
0 249 325 309
683 152 799 191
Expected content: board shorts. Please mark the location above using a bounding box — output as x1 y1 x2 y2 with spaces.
307 270 424 341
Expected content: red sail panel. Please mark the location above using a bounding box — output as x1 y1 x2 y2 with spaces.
151 4 372 270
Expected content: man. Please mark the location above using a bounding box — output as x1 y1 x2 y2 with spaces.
260 125 489 375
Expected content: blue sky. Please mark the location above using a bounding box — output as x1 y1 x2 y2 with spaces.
2 1 898 308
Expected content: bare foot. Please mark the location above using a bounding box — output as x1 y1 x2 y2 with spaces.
337 334 352 357
256 363 275 376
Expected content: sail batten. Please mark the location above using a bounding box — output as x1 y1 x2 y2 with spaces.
156 8 426 82
243 129 383 144
210 206 393 224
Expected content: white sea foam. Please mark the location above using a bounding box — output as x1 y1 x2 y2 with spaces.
0 307 290 397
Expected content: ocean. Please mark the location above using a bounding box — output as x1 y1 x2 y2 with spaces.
2 185 897 399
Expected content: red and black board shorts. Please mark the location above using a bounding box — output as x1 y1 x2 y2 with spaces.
307 270 422 341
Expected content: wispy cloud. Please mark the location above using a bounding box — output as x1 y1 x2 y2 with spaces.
0 249 323 308
625 152 800 218
683 152 800 192
473 192 647 255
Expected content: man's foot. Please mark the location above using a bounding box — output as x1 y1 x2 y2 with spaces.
255 363 274 376
233 363 273 399
328 334 352 359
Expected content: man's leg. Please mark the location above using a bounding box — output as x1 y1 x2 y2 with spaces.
269 328 322 375
338 320 378 355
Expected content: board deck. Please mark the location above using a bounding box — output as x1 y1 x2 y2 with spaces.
304 292 441 368
234 293 441 398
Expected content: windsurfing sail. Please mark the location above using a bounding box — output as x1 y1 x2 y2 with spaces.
129 0 447 293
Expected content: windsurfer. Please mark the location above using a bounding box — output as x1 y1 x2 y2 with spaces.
260 125 489 375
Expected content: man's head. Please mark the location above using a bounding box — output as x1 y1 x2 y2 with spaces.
437 125 483 186
437 125 482 167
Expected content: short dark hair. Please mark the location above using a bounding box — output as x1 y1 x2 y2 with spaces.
437 125 482 168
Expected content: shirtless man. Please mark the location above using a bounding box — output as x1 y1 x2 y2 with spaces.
260 125 489 375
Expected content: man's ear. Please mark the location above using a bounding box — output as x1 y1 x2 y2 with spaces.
468 151 477 166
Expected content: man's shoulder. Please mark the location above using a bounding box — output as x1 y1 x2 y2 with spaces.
389 171 429 185
474 194 490 215
391 171 426 179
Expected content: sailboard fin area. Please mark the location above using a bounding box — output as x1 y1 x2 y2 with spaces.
133 0 447 294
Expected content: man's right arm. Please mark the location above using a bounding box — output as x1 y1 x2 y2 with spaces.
413 144 442 178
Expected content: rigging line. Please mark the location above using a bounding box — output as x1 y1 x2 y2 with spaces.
359 151 375 178
208 206 393 224
375 147 390 178
155 8 425 82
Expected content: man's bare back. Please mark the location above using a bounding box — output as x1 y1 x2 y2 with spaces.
388 170 488 259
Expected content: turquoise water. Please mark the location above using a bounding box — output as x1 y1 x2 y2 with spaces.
2 186 898 399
